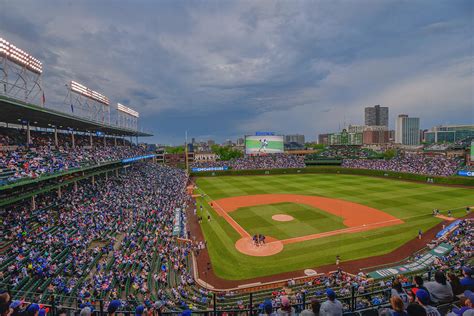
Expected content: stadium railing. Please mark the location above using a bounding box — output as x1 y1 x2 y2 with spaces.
2 269 456 316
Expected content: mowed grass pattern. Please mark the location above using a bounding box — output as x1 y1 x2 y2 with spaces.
230 202 346 239
194 174 473 280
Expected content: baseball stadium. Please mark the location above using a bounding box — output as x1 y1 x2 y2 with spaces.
1 13 474 316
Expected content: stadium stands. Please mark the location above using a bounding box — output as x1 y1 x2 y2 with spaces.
342 154 464 177
190 154 306 170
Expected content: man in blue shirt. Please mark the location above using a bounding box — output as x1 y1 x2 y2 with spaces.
461 267 474 291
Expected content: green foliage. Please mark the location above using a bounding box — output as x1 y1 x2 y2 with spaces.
211 145 243 161
165 146 185 154
306 143 326 150
383 149 397 160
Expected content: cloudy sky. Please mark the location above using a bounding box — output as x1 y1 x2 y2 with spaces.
1 0 472 144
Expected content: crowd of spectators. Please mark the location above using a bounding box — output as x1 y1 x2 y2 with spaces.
308 146 380 160
342 154 464 177
0 162 207 314
0 146 148 184
190 154 305 170
0 127 147 185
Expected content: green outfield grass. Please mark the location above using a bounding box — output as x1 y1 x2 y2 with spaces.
230 202 346 239
194 174 473 281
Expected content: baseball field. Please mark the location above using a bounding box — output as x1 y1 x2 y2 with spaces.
193 173 473 282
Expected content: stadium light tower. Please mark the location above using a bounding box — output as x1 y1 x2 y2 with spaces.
65 80 110 124
117 103 139 131
0 37 44 106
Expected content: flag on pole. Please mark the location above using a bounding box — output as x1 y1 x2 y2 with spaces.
71 104 74 113
42 92 45 106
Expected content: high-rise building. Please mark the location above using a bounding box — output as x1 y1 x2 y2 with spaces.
365 105 389 127
395 114 420 145
207 139 215 146
363 130 390 144
424 125 474 144
328 129 363 145
318 133 330 145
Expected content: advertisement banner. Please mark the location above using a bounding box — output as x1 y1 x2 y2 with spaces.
245 135 284 155
367 243 453 279
191 166 229 172
122 154 155 163
457 170 474 177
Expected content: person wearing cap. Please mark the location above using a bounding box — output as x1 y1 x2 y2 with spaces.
461 267 474 291
415 289 440 316
300 298 320 316
107 300 121 316
425 271 453 304
259 299 274 316
135 305 146 316
320 289 342 316
448 290 474 316
26 304 40 316
276 296 295 316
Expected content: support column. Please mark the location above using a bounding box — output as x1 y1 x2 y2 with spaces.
54 127 58 147
90 132 93 147
71 131 75 148
74 181 78 192
31 195 36 210
92 175 95 185
136 135 138 145
103 134 106 146
27 121 31 146
105 172 108 181
115 169 119 177
114 136 117 146
57 186 62 198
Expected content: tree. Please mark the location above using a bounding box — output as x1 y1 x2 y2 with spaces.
211 145 243 161
165 146 185 154
383 148 397 160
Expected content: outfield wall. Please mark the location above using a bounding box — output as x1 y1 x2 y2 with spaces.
191 166 474 186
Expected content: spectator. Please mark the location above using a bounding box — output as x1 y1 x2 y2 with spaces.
276 296 295 316
320 289 342 316
415 290 440 316
391 280 410 309
411 276 430 297
425 271 453 304
449 290 473 316
461 267 474 291
300 298 320 316
259 299 275 316
449 273 465 296
406 303 427 316
390 296 408 316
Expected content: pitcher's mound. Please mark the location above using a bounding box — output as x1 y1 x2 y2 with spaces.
272 214 294 222
235 237 284 256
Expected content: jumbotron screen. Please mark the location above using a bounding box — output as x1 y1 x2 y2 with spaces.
245 135 284 155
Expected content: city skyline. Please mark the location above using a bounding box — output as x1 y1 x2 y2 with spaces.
0 1 472 144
